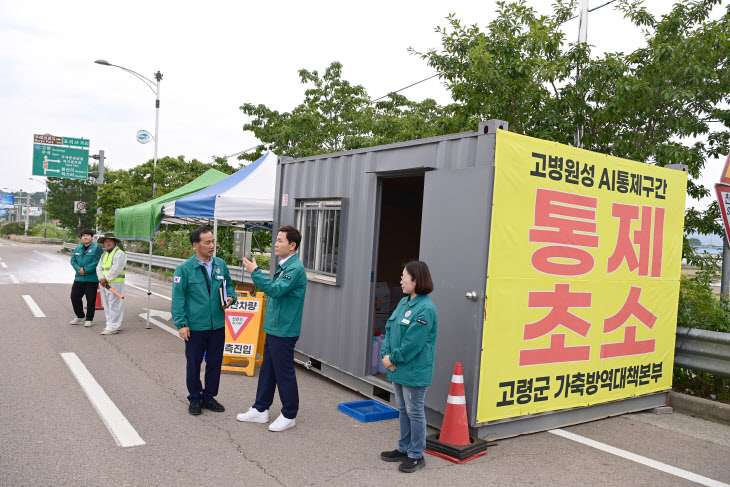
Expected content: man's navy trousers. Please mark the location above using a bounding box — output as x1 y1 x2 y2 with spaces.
185 327 225 403
253 334 299 419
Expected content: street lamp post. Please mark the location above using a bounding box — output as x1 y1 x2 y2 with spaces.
95 59 162 330
95 60 161 197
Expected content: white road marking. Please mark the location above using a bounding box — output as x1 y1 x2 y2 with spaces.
126 282 171 300
22 295 46 317
549 429 729 487
60 352 145 448
0 262 7 268
9 274 20 283
33 250 66 263
139 313 181 339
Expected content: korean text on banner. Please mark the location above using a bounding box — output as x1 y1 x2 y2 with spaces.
477 131 687 423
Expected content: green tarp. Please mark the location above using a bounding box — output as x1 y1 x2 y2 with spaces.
114 169 228 240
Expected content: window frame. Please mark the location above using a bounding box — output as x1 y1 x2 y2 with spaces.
295 198 347 285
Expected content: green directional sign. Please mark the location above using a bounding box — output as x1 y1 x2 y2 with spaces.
62 136 90 148
32 144 89 179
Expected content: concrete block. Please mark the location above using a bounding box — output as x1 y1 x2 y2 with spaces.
651 406 673 414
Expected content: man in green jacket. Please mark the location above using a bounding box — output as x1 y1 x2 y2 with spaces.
69 229 103 327
172 226 236 416
237 225 307 432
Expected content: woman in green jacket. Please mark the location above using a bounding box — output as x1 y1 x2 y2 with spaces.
380 261 438 473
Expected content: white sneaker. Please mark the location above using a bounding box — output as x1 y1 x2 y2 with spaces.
84 321 93 327
236 407 269 423
69 317 85 325
268 414 296 432
100 329 118 335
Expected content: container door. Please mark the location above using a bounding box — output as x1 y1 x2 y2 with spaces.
419 166 494 419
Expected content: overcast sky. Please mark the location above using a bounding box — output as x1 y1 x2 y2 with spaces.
1 0 720 211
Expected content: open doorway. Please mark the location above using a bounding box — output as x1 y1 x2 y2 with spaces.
369 174 425 378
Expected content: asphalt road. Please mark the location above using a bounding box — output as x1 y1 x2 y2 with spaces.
1 238 728 487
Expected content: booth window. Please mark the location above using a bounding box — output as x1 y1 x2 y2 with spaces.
295 199 345 285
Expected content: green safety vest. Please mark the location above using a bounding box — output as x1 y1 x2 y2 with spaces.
102 247 126 282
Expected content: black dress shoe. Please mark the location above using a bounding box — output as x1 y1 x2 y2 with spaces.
201 399 225 412
188 402 202 415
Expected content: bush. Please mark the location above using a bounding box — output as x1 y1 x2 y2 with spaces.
677 275 730 333
28 223 73 239
673 368 730 403
0 222 25 236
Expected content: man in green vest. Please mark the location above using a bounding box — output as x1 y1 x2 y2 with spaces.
96 233 127 335
69 229 103 327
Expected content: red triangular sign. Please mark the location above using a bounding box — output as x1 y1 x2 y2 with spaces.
226 312 254 340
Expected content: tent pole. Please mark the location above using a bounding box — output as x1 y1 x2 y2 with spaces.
145 239 153 329
213 218 218 256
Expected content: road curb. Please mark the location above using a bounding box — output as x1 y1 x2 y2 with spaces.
668 391 730 425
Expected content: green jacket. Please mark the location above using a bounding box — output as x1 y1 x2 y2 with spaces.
70 243 103 282
171 255 237 331
381 294 438 387
251 253 307 337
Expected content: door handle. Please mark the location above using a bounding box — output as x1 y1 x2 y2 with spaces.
465 291 478 301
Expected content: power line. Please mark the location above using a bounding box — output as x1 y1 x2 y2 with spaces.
372 0 619 102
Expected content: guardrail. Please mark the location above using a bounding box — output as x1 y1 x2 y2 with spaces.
62 242 265 283
60 238 730 376
9 236 64 244
675 327 730 377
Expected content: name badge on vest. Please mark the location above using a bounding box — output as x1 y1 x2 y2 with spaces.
401 318 410 324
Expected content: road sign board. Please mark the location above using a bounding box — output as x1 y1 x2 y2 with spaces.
34 134 63 145
74 201 86 214
716 183 730 246
0 194 14 209
32 144 89 179
62 137 90 148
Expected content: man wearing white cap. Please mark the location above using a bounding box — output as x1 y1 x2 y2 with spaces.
95 233 127 335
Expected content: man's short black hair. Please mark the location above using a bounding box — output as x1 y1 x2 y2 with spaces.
278 225 302 251
79 229 94 237
190 226 213 245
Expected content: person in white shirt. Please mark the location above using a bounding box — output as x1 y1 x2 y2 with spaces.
95 233 127 335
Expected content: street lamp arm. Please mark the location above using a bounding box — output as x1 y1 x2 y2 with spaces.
95 60 158 95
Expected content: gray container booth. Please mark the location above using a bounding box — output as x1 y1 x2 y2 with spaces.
271 120 668 440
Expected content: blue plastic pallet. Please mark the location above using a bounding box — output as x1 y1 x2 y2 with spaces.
337 400 399 422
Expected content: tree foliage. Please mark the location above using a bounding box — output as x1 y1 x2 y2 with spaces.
414 0 730 233
241 0 729 237
96 156 237 232
46 163 99 233
239 61 449 161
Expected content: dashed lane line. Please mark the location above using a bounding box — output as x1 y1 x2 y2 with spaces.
549 429 729 487
61 352 145 448
9 274 20 283
0 262 7 268
22 295 46 317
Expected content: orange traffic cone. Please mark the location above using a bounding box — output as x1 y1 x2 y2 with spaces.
95 285 104 310
425 362 489 464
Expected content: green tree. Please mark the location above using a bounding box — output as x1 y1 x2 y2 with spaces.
46 163 99 233
240 61 450 161
96 156 236 232
414 0 730 234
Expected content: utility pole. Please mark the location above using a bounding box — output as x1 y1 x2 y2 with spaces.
90 150 105 233
574 0 589 149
